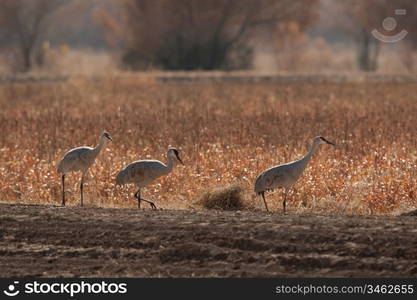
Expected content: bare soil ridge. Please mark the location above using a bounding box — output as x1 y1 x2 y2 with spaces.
0 203 416 277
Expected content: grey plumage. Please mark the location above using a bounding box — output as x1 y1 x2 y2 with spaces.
254 136 335 213
116 148 183 209
57 131 112 206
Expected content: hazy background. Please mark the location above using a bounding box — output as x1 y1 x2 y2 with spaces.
0 0 416 75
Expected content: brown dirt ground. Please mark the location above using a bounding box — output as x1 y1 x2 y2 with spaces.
0 203 416 277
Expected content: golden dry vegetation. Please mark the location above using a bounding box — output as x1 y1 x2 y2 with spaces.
0 76 416 214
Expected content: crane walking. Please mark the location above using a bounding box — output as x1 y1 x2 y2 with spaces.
57 131 113 206
115 148 183 209
254 136 335 213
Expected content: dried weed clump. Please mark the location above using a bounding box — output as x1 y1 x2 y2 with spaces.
0 75 416 215
199 183 251 211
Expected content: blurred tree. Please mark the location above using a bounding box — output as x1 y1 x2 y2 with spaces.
0 0 70 72
394 0 417 72
337 0 417 72
97 0 318 70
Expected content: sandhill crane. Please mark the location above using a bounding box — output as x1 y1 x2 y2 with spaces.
254 136 335 213
57 131 113 206
115 148 183 209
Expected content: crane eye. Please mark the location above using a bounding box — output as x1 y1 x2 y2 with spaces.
104 133 112 141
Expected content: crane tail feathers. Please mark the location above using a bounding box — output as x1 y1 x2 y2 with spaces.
115 170 127 185
57 161 65 174
254 174 264 195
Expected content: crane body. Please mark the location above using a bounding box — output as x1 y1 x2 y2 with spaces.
57 131 112 206
255 136 334 213
116 148 183 209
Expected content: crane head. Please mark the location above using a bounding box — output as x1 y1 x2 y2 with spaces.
168 148 183 165
316 136 335 146
102 131 113 142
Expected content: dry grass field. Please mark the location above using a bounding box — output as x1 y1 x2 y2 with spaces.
0 75 416 215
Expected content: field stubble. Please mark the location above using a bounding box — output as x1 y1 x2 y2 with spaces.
0 76 416 215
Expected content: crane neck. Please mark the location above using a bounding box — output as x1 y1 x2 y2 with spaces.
93 135 107 156
299 140 321 166
165 152 175 174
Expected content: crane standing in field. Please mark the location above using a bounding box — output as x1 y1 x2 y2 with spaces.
57 131 113 206
116 148 183 209
254 136 335 213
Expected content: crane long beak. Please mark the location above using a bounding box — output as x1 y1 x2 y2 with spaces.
321 137 335 146
177 155 184 165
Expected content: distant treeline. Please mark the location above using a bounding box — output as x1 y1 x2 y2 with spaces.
0 0 416 72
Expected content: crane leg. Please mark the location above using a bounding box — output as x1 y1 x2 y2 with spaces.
61 174 66 206
140 198 157 210
135 189 157 210
134 189 141 209
80 175 85 207
260 192 269 212
283 190 288 214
